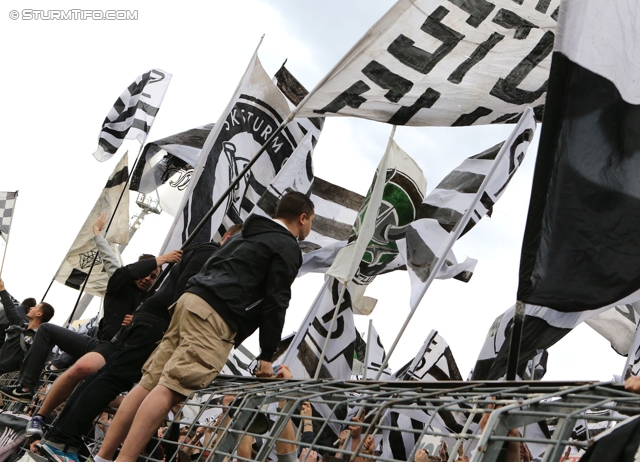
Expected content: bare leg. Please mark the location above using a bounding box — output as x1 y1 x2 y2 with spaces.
98 385 150 461
38 352 106 417
113 385 183 462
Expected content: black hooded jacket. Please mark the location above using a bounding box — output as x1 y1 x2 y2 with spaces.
187 214 302 361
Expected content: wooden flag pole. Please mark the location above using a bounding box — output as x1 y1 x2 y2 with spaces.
0 191 18 279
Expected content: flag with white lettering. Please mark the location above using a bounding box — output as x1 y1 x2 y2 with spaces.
0 191 17 243
94 69 172 162
130 124 212 216
517 0 640 312
297 0 559 126
54 153 130 297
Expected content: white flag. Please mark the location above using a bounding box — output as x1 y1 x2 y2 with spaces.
297 0 558 126
54 153 130 296
0 191 18 243
160 51 304 253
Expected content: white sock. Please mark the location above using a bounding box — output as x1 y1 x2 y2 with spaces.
94 456 112 462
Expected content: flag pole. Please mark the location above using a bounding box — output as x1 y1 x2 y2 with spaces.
372 108 535 380
65 148 141 327
506 300 526 380
622 318 640 382
362 319 373 379
313 280 347 379
0 191 18 279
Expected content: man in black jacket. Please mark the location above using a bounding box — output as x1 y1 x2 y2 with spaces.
112 192 314 462
0 251 181 409
36 224 242 455
0 279 54 374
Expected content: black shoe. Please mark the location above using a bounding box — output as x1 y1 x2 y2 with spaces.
0 384 34 403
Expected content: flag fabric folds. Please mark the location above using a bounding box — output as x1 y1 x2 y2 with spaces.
363 324 392 380
517 0 640 312
402 107 536 310
296 0 559 126
471 303 609 380
160 54 312 253
54 153 130 297
585 304 639 356
94 69 172 162
392 330 462 381
130 123 213 216
0 191 18 243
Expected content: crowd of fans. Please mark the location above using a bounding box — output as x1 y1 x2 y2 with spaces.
0 192 638 462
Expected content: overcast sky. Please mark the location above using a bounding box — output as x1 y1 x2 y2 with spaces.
1 0 626 381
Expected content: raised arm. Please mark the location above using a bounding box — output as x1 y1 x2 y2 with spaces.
0 278 28 326
93 213 122 278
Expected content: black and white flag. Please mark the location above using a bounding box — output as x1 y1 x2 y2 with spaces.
0 191 17 243
401 107 536 310
54 153 130 297
517 0 640 312
160 53 315 252
94 69 172 162
363 323 392 380
130 124 213 216
586 304 639 357
471 303 609 380
221 344 255 377
279 278 356 379
393 330 462 381
297 0 559 126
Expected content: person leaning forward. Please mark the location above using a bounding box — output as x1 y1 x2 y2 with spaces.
111 191 314 462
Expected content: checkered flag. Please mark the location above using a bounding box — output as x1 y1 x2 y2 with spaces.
0 191 18 243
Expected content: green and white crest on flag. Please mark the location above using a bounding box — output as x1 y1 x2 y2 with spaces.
350 139 427 286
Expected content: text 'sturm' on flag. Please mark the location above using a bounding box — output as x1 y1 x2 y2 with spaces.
296 0 560 126
516 0 640 313
160 53 320 253
94 69 172 162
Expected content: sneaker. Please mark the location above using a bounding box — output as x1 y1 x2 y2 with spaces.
0 384 34 403
37 442 80 462
26 415 45 438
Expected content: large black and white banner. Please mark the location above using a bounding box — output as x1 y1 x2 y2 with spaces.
401 108 536 310
0 191 17 243
130 124 213 216
54 153 130 297
517 0 640 312
94 69 172 162
160 53 304 252
297 0 559 126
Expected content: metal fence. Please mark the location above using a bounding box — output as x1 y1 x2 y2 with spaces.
2 375 640 462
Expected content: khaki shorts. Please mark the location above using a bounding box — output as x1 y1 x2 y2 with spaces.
139 293 236 397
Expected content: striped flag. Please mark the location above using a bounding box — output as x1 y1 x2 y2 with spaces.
402 108 536 310
0 191 18 243
221 345 255 377
363 324 392 380
93 69 172 162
